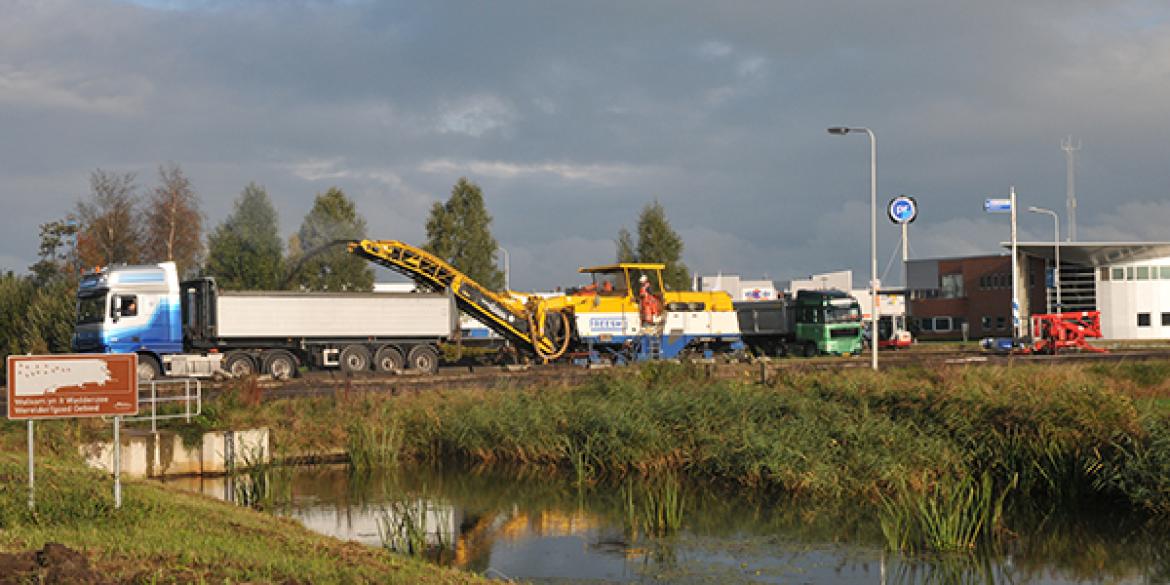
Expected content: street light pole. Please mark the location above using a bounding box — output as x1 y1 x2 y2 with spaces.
828 126 878 371
1028 206 1061 313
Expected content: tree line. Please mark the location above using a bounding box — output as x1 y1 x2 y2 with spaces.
2 167 689 377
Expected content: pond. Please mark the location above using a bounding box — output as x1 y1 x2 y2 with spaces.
166 464 1169 584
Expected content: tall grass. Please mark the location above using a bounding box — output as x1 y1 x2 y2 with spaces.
879 472 1015 553
622 474 686 539
347 417 404 473
221 361 1170 516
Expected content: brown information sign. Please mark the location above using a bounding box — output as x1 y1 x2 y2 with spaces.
6 354 139 420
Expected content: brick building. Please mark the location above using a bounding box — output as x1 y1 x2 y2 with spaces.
906 254 1046 340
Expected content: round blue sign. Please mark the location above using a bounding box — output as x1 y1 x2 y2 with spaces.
888 195 917 224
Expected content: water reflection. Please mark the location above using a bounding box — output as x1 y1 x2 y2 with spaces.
165 464 1167 584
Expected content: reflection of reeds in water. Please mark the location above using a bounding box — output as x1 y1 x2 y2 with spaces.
232 447 292 511
879 472 1015 553
887 552 1007 585
377 499 452 561
622 474 685 540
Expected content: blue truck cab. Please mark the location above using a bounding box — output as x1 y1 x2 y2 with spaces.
72 262 182 378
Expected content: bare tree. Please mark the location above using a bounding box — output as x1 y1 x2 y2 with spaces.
76 170 139 268
142 163 204 276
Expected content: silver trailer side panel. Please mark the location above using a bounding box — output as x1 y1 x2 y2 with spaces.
734 300 793 337
215 292 454 339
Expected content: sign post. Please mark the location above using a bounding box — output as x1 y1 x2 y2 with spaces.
27 420 34 510
985 191 1020 340
888 195 918 291
6 354 139 510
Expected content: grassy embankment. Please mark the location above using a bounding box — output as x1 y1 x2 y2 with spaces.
0 432 486 583
6 359 1170 563
204 359 1170 550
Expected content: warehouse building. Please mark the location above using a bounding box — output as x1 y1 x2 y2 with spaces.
907 243 1170 340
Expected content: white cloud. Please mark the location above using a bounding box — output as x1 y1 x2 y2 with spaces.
1081 200 1170 242
418 158 655 186
696 40 734 60
0 65 153 115
736 56 767 80
435 94 517 137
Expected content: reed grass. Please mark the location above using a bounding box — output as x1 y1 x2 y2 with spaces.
622 473 686 539
879 472 1015 553
346 406 405 473
199 360 1170 516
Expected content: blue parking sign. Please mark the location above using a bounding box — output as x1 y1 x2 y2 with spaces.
887 195 918 224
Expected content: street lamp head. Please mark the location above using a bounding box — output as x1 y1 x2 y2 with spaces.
827 127 851 135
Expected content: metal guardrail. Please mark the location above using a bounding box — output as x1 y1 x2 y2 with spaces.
118 378 203 432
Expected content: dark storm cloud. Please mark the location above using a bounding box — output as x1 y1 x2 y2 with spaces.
3 0 1169 288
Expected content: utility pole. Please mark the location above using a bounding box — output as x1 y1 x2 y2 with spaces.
1062 136 1081 242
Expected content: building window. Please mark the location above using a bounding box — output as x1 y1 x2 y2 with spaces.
1161 267 1170 280
919 318 934 331
1138 313 1151 327
1163 313 1170 327
1127 267 1135 280
1112 267 1125 280
996 316 1007 330
940 274 964 299
1137 267 1151 280
934 316 953 332
981 316 993 330
1099 268 1110 282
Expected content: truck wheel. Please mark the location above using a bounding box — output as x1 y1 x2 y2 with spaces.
407 345 439 375
263 351 297 380
374 345 405 373
802 343 818 358
340 345 371 373
137 354 162 381
225 352 257 377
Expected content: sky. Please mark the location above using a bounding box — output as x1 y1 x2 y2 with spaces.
3 0 1170 290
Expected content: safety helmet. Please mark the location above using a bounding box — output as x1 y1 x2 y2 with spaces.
639 275 649 283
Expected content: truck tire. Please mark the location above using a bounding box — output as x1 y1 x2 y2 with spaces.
802 342 818 358
263 351 297 380
406 345 439 375
374 345 405 373
137 354 162 381
225 352 257 377
340 344 371 373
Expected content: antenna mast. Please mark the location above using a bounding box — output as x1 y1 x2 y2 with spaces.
1061 135 1081 241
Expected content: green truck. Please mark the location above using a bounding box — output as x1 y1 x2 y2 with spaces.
734 289 865 357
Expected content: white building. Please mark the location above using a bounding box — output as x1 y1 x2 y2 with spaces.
696 274 778 301
1013 242 1170 340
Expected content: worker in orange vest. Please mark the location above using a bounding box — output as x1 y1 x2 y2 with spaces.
638 274 661 323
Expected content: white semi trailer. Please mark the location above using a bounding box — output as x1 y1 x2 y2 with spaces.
72 262 456 380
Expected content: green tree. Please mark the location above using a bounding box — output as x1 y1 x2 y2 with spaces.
288 187 373 291
615 201 691 291
76 169 140 267
205 183 285 290
29 218 80 286
424 178 504 290
142 163 204 277
616 228 637 264
0 269 77 384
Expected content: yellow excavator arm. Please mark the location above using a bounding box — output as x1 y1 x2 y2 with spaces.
346 239 567 358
